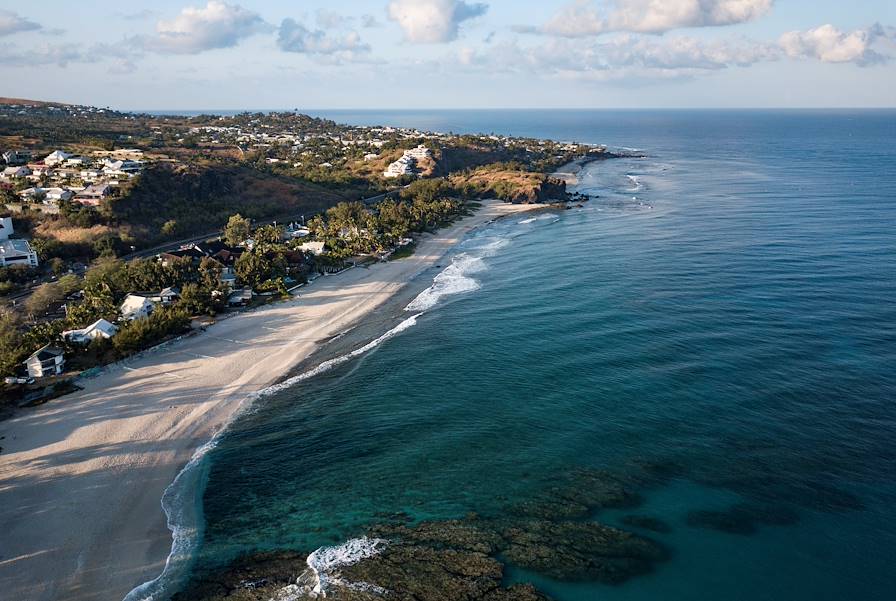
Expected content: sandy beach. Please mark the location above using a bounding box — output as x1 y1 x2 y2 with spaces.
0 199 542 601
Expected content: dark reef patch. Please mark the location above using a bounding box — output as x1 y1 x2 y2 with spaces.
620 515 673 533
686 502 800 535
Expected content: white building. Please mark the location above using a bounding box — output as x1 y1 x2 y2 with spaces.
0 239 39 267
24 345 65 378
43 150 73 166
62 319 118 344
383 155 416 178
1 166 31 179
299 241 326 256
120 294 156 321
0 217 12 241
405 144 432 160
20 187 74 204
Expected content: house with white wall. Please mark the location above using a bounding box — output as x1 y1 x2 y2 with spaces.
24 345 65 378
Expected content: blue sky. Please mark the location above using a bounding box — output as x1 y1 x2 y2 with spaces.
1 1 894 109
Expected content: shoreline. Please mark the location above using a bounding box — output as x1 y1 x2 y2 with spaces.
0 199 547 601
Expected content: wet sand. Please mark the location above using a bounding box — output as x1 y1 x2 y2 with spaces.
0 199 543 601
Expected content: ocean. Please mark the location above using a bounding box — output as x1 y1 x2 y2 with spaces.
163 110 896 600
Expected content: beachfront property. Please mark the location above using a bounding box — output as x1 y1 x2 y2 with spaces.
0 239 39 268
299 240 326 256
120 294 156 321
286 222 310 238
227 288 254 307
62 319 118 345
156 287 181 305
0 216 12 241
23 345 65 378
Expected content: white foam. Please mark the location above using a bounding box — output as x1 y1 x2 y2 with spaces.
626 174 643 192
405 253 485 312
518 216 537 224
259 314 421 397
122 436 224 601
270 537 388 600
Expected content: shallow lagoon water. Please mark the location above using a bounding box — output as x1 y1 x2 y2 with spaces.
184 110 896 600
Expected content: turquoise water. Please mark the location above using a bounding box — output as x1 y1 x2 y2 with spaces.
188 111 896 599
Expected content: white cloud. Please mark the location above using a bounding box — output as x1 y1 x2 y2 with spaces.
146 1 270 54
0 10 41 36
278 18 370 60
779 24 893 65
440 33 780 84
388 0 488 43
316 9 353 30
532 0 773 37
0 43 85 66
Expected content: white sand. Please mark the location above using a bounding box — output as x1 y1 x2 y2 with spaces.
0 200 542 601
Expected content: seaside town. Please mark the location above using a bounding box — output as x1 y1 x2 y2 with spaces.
0 98 607 407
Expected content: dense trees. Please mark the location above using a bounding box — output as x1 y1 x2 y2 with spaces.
224 214 251 247
306 180 465 260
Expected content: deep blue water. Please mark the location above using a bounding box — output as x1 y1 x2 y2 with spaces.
187 110 896 600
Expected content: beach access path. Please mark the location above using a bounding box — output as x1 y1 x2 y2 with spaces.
0 199 541 601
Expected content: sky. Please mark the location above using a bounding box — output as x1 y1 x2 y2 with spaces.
0 0 894 110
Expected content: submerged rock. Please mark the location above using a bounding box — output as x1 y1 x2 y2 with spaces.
500 519 668 584
340 544 511 600
620 515 673 533
686 502 799 536
171 551 307 601
508 469 642 520
686 508 758 535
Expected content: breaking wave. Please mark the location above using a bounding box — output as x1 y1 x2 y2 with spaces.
260 314 421 397
270 537 388 600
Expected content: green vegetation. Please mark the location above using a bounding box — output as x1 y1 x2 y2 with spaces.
224 214 251 247
0 98 609 394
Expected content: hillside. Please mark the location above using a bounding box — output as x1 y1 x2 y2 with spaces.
0 97 72 107
112 163 355 244
451 165 571 203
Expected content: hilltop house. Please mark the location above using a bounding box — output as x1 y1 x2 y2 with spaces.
43 150 72 166
20 187 74 204
102 159 143 178
383 155 416 178
2 150 31 166
75 183 112 206
0 239 39 267
120 294 155 321
24 345 65 378
62 319 118 344
2 166 31 180
405 144 432 160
